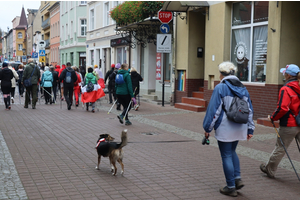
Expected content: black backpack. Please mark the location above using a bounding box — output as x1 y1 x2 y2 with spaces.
222 83 250 124
86 80 94 92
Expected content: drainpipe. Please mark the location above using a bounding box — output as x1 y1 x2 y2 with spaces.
170 13 177 106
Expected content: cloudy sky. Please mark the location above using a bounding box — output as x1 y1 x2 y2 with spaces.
0 1 41 33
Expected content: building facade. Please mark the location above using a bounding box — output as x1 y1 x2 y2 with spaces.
15 7 28 62
49 1 60 66
60 1 87 67
12 17 20 60
26 9 39 59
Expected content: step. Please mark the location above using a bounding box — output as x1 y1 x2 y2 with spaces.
199 87 204 92
257 118 279 128
192 91 204 99
182 97 207 107
175 103 206 112
142 94 158 101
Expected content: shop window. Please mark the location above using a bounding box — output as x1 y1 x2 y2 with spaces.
117 47 127 64
178 70 186 91
231 1 268 83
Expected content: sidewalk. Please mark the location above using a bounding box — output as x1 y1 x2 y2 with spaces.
0 95 299 200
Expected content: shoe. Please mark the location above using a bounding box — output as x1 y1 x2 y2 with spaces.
68 103 71 110
11 98 14 103
117 114 124 124
134 104 139 111
109 102 113 104
260 164 275 178
92 109 95 113
76 102 79 107
32 105 36 109
8 106 11 110
220 186 237 197
235 179 244 190
24 105 28 109
45 102 48 105
125 120 132 126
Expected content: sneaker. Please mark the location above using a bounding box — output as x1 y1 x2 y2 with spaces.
24 105 28 109
117 114 124 124
125 120 132 126
68 103 72 110
220 186 237 197
260 163 275 178
11 98 14 104
134 104 139 111
235 179 244 190
92 109 95 113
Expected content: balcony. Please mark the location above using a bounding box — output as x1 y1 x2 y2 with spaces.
45 39 50 48
41 18 50 30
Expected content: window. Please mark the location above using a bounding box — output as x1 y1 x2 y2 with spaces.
18 44 23 51
114 1 119 7
80 1 87 5
117 47 127 64
18 32 22 38
90 9 94 30
81 19 87 36
42 34 44 40
90 50 94 66
66 24 68 40
104 2 110 26
231 1 268 82
62 26 64 40
70 21 73 38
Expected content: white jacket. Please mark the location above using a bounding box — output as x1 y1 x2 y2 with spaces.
8 66 19 88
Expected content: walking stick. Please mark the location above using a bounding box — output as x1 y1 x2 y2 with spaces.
269 116 300 182
41 87 54 99
108 99 118 114
296 138 300 154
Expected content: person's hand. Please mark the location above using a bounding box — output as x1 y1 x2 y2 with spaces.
268 115 272 122
205 132 210 138
247 134 253 141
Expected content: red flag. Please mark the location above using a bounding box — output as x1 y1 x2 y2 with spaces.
81 84 105 103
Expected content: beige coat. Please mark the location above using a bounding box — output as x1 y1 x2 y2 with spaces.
8 66 19 88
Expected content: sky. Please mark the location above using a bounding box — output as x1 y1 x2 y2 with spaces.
0 0 41 33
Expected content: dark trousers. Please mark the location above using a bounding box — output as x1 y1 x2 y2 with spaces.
18 83 24 96
108 87 116 103
52 84 57 102
25 84 38 107
10 87 15 98
44 87 52 103
117 94 131 120
64 84 74 107
1 86 11 109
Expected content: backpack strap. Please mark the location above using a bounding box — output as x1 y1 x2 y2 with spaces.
285 85 300 117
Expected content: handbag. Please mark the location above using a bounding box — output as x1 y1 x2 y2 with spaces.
23 66 36 87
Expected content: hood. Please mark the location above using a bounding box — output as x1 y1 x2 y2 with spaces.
285 79 300 94
56 65 60 69
86 72 95 79
130 71 138 77
62 65 66 69
118 69 129 75
221 75 248 99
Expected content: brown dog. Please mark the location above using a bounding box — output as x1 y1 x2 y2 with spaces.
95 130 128 175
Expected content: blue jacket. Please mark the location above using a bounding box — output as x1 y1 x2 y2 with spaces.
203 75 255 142
41 70 53 88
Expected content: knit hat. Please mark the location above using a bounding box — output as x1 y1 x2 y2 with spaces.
88 67 93 73
115 63 121 69
111 64 115 68
280 64 300 76
94 64 98 68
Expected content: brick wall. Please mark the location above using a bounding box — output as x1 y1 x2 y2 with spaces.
204 80 282 119
175 78 204 103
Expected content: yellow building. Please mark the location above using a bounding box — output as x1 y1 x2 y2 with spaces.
40 1 56 64
15 7 28 62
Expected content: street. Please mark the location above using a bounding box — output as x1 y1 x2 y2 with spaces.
0 94 299 200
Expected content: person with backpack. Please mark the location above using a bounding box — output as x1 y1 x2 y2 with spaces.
115 63 134 126
21 58 41 109
105 63 117 104
109 63 122 110
260 64 300 179
0 62 14 110
130 67 143 111
203 61 254 197
83 67 98 112
59 62 77 110
41 66 53 104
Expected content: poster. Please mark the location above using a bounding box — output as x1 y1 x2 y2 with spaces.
156 53 161 80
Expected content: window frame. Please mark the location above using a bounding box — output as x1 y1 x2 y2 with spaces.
90 9 94 31
230 1 268 83
104 2 110 26
80 19 87 36
18 44 23 51
18 32 22 38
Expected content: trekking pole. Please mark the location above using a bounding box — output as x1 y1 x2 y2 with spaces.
269 116 300 182
41 87 54 99
123 100 133 121
296 138 300 153
108 99 118 114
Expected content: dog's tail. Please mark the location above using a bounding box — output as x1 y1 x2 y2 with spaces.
117 129 128 149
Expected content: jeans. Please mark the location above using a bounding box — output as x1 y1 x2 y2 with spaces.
218 140 240 188
63 84 74 107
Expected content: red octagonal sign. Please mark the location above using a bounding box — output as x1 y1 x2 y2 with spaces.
158 10 173 24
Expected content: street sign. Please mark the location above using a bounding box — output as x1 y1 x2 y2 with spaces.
22 56 27 62
39 50 45 57
160 23 170 34
32 52 38 58
157 34 172 53
158 10 173 24
39 56 45 63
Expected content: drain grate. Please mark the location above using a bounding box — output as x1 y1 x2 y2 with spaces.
141 132 160 136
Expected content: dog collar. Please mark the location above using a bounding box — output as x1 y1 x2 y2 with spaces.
95 138 106 148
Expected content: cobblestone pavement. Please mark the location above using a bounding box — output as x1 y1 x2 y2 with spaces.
0 94 300 200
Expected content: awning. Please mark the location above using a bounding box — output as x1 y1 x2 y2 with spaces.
162 1 211 12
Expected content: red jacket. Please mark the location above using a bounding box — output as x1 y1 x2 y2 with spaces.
271 79 300 126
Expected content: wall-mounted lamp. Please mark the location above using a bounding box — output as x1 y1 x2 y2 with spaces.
270 28 276 33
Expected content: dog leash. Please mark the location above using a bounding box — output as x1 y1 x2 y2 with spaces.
95 138 106 149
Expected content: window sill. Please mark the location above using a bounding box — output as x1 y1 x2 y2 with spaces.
241 82 265 87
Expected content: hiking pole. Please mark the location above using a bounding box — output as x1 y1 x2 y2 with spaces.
41 87 54 99
108 99 118 114
269 116 300 182
123 100 133 121
296 138 300 153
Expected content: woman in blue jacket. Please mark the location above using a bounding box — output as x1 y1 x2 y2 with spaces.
203 61 255 197
41 66 53 104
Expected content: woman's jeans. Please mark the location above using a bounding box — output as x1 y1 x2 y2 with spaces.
218 140 240 188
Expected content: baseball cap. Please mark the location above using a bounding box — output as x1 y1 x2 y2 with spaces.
111 64 115 68
280 64 300 76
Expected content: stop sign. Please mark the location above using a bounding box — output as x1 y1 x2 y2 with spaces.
158 10 173 24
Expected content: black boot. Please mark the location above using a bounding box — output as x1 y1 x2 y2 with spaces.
86 103 89 111
7 96 11 109
4 98 8 109
116 103 121 111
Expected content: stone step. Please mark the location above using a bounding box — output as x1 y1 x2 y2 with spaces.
257 118 279 128
182 97 207 107
142 94 158 101
192 91 204 99
175 103 206 112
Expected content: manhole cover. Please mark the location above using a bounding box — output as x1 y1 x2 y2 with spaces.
141 132 160 135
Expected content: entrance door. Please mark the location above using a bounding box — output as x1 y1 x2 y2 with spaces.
79 57 86 67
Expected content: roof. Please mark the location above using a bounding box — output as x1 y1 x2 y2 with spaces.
16 7 28 29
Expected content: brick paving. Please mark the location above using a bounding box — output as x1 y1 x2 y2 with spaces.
0 95 299 200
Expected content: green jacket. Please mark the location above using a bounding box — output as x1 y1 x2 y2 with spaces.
115 69 134 97
22 63 41 85
84 72 97 85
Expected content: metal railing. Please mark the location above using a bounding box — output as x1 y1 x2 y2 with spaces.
41 18 50 29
